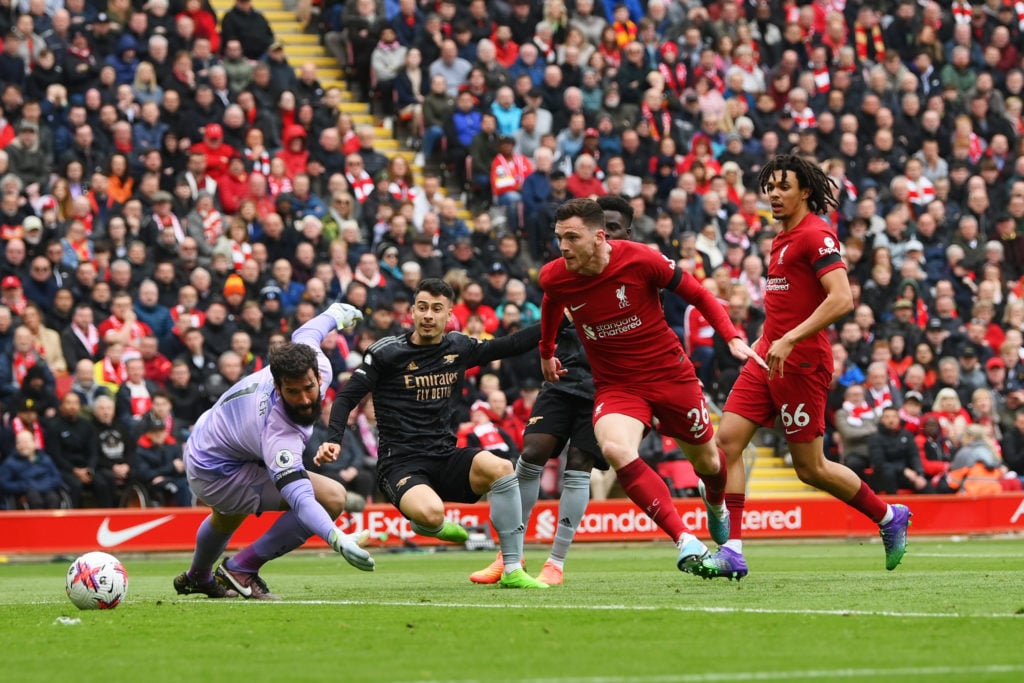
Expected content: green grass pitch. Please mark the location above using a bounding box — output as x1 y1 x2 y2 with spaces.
2 539 1022 683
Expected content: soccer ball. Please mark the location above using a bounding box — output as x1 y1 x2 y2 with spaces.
66 551 128 610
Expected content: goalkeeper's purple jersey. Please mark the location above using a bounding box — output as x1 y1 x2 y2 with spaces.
185 313 340 544
187 313 334 481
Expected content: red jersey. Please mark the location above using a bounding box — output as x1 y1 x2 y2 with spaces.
490 153 533 197
759 213 846 375
98 316 152 347
191 141 238 182
540 240 738 386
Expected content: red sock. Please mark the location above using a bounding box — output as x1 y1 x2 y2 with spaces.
725 493 745 541
617 458 686 541
697 448 729 505
847 480 889 523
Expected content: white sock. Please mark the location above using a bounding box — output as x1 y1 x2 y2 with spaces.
710 501 728 519
723 539 743 553
879 505 894 525
546 557 564 569
676 532 700 549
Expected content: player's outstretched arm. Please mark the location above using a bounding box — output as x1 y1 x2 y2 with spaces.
328 529 375 571
325 303 364 330
322 366 374 455
276 476 376 571
290 305 365 366
469 322 543 365
667 267 769 370
727 337 769 370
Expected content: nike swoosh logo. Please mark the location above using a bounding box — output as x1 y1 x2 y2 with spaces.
569 303 586 311
97 515 175 547
222 572 252 597
785 428 801 435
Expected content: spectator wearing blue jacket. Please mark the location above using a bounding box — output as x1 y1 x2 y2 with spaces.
509 43 545 87
443 90 481 187
280 174 327 220
0 430 64 509
603 0 643 23
390 1 423 48
132 101 168 156
105 34 140 85
490 86 522 136
449 93 482 149
134 280 174 340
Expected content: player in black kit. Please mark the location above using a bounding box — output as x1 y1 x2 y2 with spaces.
316 278 549 588
470 195 635 586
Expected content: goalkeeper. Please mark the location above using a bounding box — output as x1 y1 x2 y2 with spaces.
174 303 374 601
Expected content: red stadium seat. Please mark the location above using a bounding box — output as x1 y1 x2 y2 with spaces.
657 459 698 495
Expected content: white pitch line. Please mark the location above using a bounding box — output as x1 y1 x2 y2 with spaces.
178 598 1024 619
912 552 1024 559
389 664 1024 683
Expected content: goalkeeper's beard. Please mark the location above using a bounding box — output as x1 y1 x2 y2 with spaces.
283 399 323 426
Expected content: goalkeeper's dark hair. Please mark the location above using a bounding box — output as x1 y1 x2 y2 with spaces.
417 277 455 303
269 342 319 387
596 194 635 226
757 154 840 216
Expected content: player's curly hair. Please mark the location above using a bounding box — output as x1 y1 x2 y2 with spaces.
269 342 319 387
757 154 840 216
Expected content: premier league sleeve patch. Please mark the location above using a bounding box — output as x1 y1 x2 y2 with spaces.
275 449 294 468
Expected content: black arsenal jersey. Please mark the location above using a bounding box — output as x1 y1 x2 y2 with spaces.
328 326 541 460
547 326 595 401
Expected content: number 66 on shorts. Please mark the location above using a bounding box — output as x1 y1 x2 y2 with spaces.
781 403 810 436
724 363 829 442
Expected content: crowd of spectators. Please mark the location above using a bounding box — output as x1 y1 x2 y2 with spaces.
5 0 1024 507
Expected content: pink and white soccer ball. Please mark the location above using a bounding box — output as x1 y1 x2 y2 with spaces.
66 551 128 610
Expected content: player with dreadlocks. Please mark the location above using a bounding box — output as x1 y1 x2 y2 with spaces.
696 155 912 580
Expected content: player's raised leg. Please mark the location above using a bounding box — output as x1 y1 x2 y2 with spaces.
787 437 911 570
400 484 469 543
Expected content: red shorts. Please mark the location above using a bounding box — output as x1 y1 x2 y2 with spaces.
594 371 713 446
723 362 829 442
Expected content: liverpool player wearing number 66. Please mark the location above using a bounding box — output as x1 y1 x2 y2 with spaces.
698 155 912 581
539 198 767 574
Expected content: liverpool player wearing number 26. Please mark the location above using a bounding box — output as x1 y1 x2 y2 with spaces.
539 198 766 574
699 155 912 581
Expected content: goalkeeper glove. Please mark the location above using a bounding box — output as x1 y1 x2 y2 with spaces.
328 528 375 571
326 302 364 330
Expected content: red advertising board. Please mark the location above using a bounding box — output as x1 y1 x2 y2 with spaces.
1 494 1023 555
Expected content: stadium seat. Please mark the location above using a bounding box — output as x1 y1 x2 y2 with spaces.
657 459 698 496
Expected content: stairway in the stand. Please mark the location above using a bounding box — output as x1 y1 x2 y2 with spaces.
209 0 472 221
